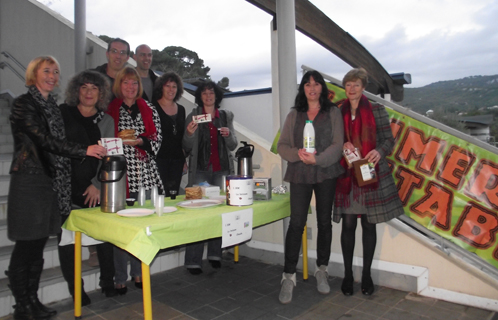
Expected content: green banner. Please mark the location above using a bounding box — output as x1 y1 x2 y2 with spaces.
323 82 498 269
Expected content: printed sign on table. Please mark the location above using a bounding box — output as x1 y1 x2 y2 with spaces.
221 208 253 248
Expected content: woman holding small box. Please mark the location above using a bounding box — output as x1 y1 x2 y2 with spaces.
183 81 237 274
334 68 404 296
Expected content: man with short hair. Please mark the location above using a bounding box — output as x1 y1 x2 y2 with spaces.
133 44 157 101
95 38 131 89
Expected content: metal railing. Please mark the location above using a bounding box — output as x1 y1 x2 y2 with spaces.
1 51 26 72
0 61 25 83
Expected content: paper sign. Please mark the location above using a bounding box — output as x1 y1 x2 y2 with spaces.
101 138 124 155
221 208 253 248
193 114 212 123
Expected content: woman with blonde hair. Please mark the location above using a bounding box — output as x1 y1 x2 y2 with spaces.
334 68 403 296
106 66 162 294
7 56 106 319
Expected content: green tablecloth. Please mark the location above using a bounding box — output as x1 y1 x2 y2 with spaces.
63 194 290 265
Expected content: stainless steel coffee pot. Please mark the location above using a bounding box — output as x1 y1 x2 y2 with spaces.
99 155 127 213
235 141 254 177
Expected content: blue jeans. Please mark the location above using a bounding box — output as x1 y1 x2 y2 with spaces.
113 246 141 285
284 178 337 274
184 167 228 269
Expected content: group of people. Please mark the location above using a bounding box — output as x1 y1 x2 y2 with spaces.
6 37 237 319
277 69 404 304
6 35 403 318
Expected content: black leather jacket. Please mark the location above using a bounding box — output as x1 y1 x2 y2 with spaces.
9 92 87 177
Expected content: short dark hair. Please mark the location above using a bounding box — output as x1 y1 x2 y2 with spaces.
194 81 224 109
152 71 184 102
64 70 112 111
293 70 333 112
107 38 130 56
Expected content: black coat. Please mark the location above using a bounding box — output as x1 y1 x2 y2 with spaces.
9 93 87 177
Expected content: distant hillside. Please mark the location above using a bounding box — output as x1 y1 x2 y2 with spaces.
401 75 498 115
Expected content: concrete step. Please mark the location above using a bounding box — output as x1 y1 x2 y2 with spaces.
0 219 14 255
0 154 12 177
0 133 13 149
0 175 9 198
0 236 68 281
0 99 8 109
0 246 185 318
0 196 6 221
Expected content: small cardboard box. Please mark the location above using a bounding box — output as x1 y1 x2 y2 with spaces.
201 186 220 198
343 148 361 168
253 178 272 200
353 159 377 187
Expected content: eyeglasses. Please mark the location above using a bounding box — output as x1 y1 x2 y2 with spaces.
110 49 128 56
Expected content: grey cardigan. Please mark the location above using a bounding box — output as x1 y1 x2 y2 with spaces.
183 106 238 186
277 106 344 182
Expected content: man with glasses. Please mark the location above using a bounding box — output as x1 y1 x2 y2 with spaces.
95 38 131 95
133 44 157 102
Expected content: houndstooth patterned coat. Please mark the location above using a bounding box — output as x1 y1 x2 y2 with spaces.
117 101 163 194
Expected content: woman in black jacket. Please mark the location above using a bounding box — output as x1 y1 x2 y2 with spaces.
58 70 117 305
7 56 106 319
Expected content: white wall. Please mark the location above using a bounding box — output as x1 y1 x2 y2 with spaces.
0 0 126 101
222 92 275 143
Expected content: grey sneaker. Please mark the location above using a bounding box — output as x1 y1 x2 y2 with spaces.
314 265 330 294
279 273 296 304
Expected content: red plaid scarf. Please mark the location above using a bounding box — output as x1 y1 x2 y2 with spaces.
336 95 378 206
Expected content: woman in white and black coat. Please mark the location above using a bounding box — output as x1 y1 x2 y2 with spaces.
106 66 162 294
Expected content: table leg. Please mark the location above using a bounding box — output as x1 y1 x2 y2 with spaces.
302 225 308 281
234 245 239 263
74 231 82 319
142 262 152 320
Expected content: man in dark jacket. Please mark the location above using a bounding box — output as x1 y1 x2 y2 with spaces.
134 44 157 101
94 38 130 93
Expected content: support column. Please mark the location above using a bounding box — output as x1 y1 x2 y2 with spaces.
74 0 86 73
274 0 297 242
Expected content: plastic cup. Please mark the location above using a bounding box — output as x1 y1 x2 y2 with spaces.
156 195 165 216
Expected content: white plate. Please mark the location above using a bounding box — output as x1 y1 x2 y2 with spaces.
117 208 154 217
156 206 177 214
177 199 222 209
208 195 226 202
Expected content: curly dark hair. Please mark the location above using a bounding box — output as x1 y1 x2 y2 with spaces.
194 81 223 109
293 70 334 113
152 71 184 102
64 70 112 111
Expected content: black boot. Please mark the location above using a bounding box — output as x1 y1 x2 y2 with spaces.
6 266 36 320
27 259 56 318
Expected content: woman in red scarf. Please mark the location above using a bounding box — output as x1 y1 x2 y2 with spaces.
107 67 163 294
334 68 404 296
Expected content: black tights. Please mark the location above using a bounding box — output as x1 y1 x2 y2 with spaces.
9 237 48 270
340 214 376 279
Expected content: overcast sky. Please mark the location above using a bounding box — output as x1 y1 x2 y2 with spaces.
38 0 498 92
